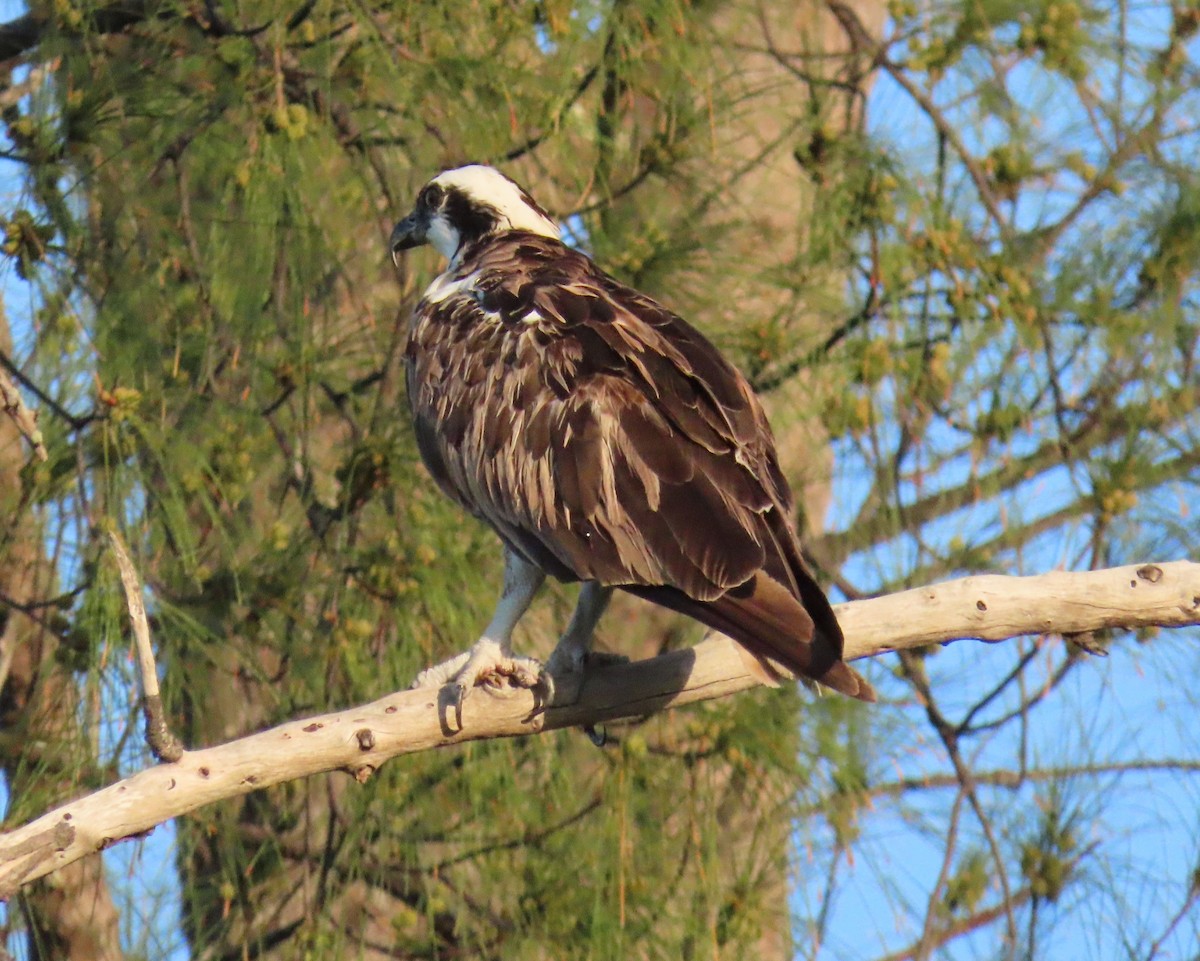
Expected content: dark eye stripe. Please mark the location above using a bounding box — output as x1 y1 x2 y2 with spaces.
420 184 444 209
442 188 500 244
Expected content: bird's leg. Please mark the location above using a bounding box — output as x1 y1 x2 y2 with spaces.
544 582 616 705
411 549 546 725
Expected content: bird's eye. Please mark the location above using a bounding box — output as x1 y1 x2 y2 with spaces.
420 184 444 209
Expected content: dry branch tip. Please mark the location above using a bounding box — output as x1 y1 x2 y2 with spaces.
108 530 185 763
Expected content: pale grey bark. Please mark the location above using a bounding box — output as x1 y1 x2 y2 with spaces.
2 559 1195 900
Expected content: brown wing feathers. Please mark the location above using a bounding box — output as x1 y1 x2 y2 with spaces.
406 232 875 702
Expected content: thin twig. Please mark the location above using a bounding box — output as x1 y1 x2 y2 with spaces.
912 786 967 960
0 349 93 432
1143 876 1200 961
825 1 1012 240
899 650 1019 955
878 888 1036 961
0 365 48 462
108 529 184 763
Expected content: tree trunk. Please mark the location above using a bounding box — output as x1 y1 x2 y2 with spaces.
0 314 124 961
595 3 886 956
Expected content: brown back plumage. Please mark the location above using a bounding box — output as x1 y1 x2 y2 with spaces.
405 231 875 702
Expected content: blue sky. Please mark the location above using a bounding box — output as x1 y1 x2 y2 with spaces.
796 7 1200 958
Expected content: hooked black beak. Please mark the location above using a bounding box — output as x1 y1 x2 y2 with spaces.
390 211 427 263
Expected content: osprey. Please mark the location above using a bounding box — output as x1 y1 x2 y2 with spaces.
392 164 875 717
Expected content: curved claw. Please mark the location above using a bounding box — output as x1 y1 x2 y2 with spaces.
450 680 470 731
414 643 550 731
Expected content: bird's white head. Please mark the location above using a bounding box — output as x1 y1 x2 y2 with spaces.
391 165 560 265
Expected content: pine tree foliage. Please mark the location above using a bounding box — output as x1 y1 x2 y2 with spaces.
0 1 1196 959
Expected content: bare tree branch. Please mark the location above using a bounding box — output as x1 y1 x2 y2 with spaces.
0 560 1196 899
0 364 47 462
835 560 1199 647
107 529 184 763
